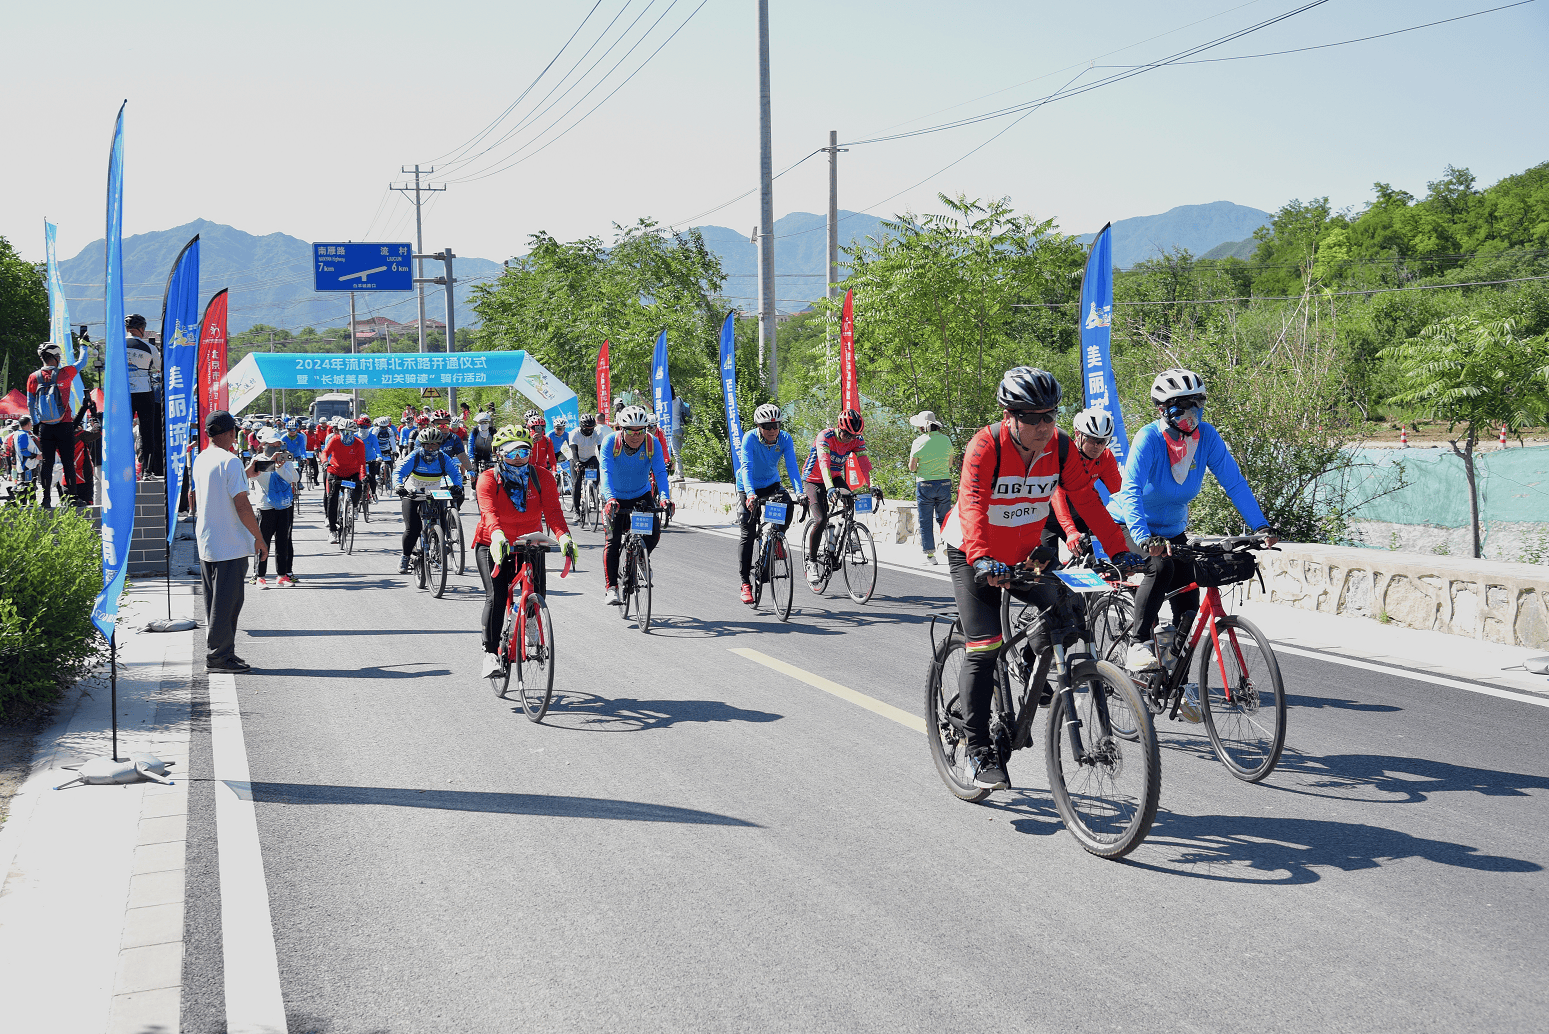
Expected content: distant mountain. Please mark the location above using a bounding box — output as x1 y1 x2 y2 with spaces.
1200 237 1259 261
1075 202 1271 269
695 211 888 314
57 219 503 337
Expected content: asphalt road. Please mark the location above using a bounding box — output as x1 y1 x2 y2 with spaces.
179 485 1549 1034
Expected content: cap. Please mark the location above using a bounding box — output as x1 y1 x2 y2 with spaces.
205 410 237 436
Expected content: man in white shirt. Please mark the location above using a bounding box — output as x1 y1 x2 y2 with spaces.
125 313 163 478
191 410 267 673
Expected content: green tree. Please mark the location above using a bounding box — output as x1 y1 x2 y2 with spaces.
1382 316 1549 556
0 236 48 395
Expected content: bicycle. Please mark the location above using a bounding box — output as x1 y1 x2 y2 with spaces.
336 478 359 555
304 454 320 490
925 565 1161 859
441 494 467 576
616 503 658 633
748 495 794 621
405 485 453 598
1085 535 1287 783
577 466 602 533
360 467 374 524
805 488 877 604
489 535 572 721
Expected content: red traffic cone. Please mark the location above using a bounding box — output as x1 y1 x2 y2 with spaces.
1499 425 1509 448
1399 427 1408 447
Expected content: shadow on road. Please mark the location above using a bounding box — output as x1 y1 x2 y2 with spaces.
1268 749 1549 804
246 781 759 826
531 690 783 734
1283 693 1402 713
251 665 452 680
644 608 934 640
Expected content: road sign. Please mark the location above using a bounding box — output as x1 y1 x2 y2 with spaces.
312 242 414 292
420 387 441 399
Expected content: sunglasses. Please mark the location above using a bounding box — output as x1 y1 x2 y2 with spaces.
1009 410 1057 425
758 422 780 431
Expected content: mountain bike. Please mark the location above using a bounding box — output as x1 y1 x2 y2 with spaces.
406 486 453 598
336 479 359 554
489 535 572 721
360 466 375 524
749 494 794 621
577 466 602 533
925 565 1160 859
1086 535 1286 783
618 503 659 633
304 453 320 490
805 488 877 604
441 495 466 576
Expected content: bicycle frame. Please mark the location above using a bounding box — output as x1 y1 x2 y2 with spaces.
1155 582 1251 718
501 546 571 665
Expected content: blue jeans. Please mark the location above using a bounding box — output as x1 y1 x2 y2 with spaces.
915 479 952 553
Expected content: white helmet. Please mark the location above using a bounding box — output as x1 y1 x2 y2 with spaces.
617 405 650 430
753 403 781 425
1151 368 1206 405
646 411 659 427
375 416 390 426
554 415 567 428
1073 407 1114 440
476 412 491 423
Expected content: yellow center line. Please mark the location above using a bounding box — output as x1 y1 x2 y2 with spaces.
728 647 926 734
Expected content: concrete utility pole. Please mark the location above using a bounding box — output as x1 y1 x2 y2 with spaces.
757 0 777 396
824 129 847 386
268 333 276 416
413 249 458 414
349 291 359 417
392 165 445 353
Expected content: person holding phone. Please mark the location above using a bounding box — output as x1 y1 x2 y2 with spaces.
247 429 300 588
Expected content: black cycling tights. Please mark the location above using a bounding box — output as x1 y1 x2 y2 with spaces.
1128 532 1198 643
476 545 546 654
946 547 1060 755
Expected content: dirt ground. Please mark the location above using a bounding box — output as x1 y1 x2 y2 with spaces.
0 696 65 828
1354 422 1548 450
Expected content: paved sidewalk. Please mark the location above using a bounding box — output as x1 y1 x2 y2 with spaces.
0 541 200 1034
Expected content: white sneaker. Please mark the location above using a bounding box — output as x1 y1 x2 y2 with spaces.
1177 683 1203 724
255 577 268 590
1126 641 1160 671
604 586 622 606
805 560 822 584
923 552 938 565
481 651 502 678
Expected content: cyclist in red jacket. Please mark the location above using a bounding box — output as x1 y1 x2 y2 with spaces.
1044 407 1127 557
321 418 367 543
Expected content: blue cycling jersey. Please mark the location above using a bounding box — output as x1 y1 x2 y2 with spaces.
1114 419 1266 540
440 433 465 459
361 430 381 462
598 431 669 502
737 428 800 495
395 449 464 489
280 432 307 460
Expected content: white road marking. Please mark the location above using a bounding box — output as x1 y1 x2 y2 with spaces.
1271 644 1549 708
685 521 952 583
209 672 288 1034
729 647 926 733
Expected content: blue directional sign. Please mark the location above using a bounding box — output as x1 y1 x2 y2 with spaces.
312 242 414 292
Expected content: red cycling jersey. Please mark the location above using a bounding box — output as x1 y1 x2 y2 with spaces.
1051 445 1122 542
321 434 367 478
940 421 1126 565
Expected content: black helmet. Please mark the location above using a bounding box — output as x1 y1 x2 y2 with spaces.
997 366 1061 411
125 313 147 330
579 414 596 431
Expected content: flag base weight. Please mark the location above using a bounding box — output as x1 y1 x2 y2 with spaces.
53 752 174 790
144 618 196 633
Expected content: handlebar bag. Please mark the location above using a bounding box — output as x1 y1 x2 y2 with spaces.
1193 550 1258 587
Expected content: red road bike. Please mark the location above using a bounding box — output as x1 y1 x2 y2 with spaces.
488 534 572 721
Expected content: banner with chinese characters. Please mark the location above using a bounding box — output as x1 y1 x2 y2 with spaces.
197 288 228 450
717 312 743 486
92 102 131 641
1079 223 1128 468
839 288 859 413
651 329 672 442
595 339 611 418
160 235 199 538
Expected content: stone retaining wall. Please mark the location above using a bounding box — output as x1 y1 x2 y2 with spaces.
675 479 924 546
1245 542 1549 648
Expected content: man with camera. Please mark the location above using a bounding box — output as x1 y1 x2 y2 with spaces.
125 313 163 478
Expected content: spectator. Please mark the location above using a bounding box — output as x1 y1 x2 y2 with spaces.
70 396 100 506
26 342 82 508
247 429 299 588
459 400 471 424
8 417 40 497
908 410 955 565
124 314 163 478
191 410 267 674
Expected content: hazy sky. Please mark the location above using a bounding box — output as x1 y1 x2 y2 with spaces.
6 0 1546 279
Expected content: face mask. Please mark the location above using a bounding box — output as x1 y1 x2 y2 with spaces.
1167 404 1202 433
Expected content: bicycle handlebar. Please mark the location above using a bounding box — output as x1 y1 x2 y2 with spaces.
1181 534 1278 553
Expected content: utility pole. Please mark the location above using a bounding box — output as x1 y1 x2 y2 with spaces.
349 291 359 417
268 333 276 416
413 249 458 414
392 165 445 353
757 0 777 396
823 129 847 386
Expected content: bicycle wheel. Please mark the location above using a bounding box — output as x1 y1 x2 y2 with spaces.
1087 593 1134 666
361 487 371 523
751 538 767 609
518 594 555 721
415 545 428 590
340 500 355 554
840 521 877 604
491 606 516 699
447 512 466 575
632 550 652 633
428 525 448 599
1198 614 1287 782
924 632 991 803
1044 660 1160 859
770 535 793 621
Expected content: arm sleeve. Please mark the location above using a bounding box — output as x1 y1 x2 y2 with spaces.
1116 432 1154 541
781 435 801 493
1203 426 1268 530
955 429 997 565
1058 439 1127 556
1099 450 1123 493
446 456 463 488
25 375 40 425
598 436 616 500
1050 487 1078 540
651 440 670 500
224 456 248 500
735 431 752 494
537 467 570 536
476 467 497 515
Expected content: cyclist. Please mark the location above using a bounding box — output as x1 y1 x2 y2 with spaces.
393 425 465 575
321 416 367 544
525 411 558 476
451 416 469 443
598 405 670 606
1115 369 1278 671
801 408 872 586
356 416 382 499
470 411 495 470
398 417 417 458
1043 407 1127 558
940 367 1129 791
474 426 579 678
431 410 474 482
280 419 308 463
566 413 604 516
547 416 568 463
736 402 800 604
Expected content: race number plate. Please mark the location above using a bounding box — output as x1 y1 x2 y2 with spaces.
853 493 874 513
304 451 314 458
430 490 452 500
762 502 788 523
1056 569 1110 593
630 512 654 534
585 468 599 480
340 481 356 489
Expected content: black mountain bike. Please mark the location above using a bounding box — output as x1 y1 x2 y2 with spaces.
618 503 658 633
336 479 359 555
806 488 877 604
925 566 1161 859
406 487 452 598
749 494 794 621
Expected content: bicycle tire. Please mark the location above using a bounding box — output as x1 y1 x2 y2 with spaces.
841 521 877 604
340 500 355 554
1044 659 1160 859
1087 592 1134 667
751 538 767 609
428 525 448 599
924 631 992 803
633 549 652 633
492 607 516 699
1198 614 1287 782
415 546 428 590
448 511 466 576
518 594 555 721
770 535 793 621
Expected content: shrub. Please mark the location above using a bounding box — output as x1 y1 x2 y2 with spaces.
0 506 105 717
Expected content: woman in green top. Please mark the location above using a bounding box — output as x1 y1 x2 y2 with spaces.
908 410 955 564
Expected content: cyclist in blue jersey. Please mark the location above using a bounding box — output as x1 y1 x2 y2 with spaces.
279 420 308 463
597 405 670 606
356 416 383 498
393 425 464 575
1114 368 1278 671
432 410 473 484
736 402 800 604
